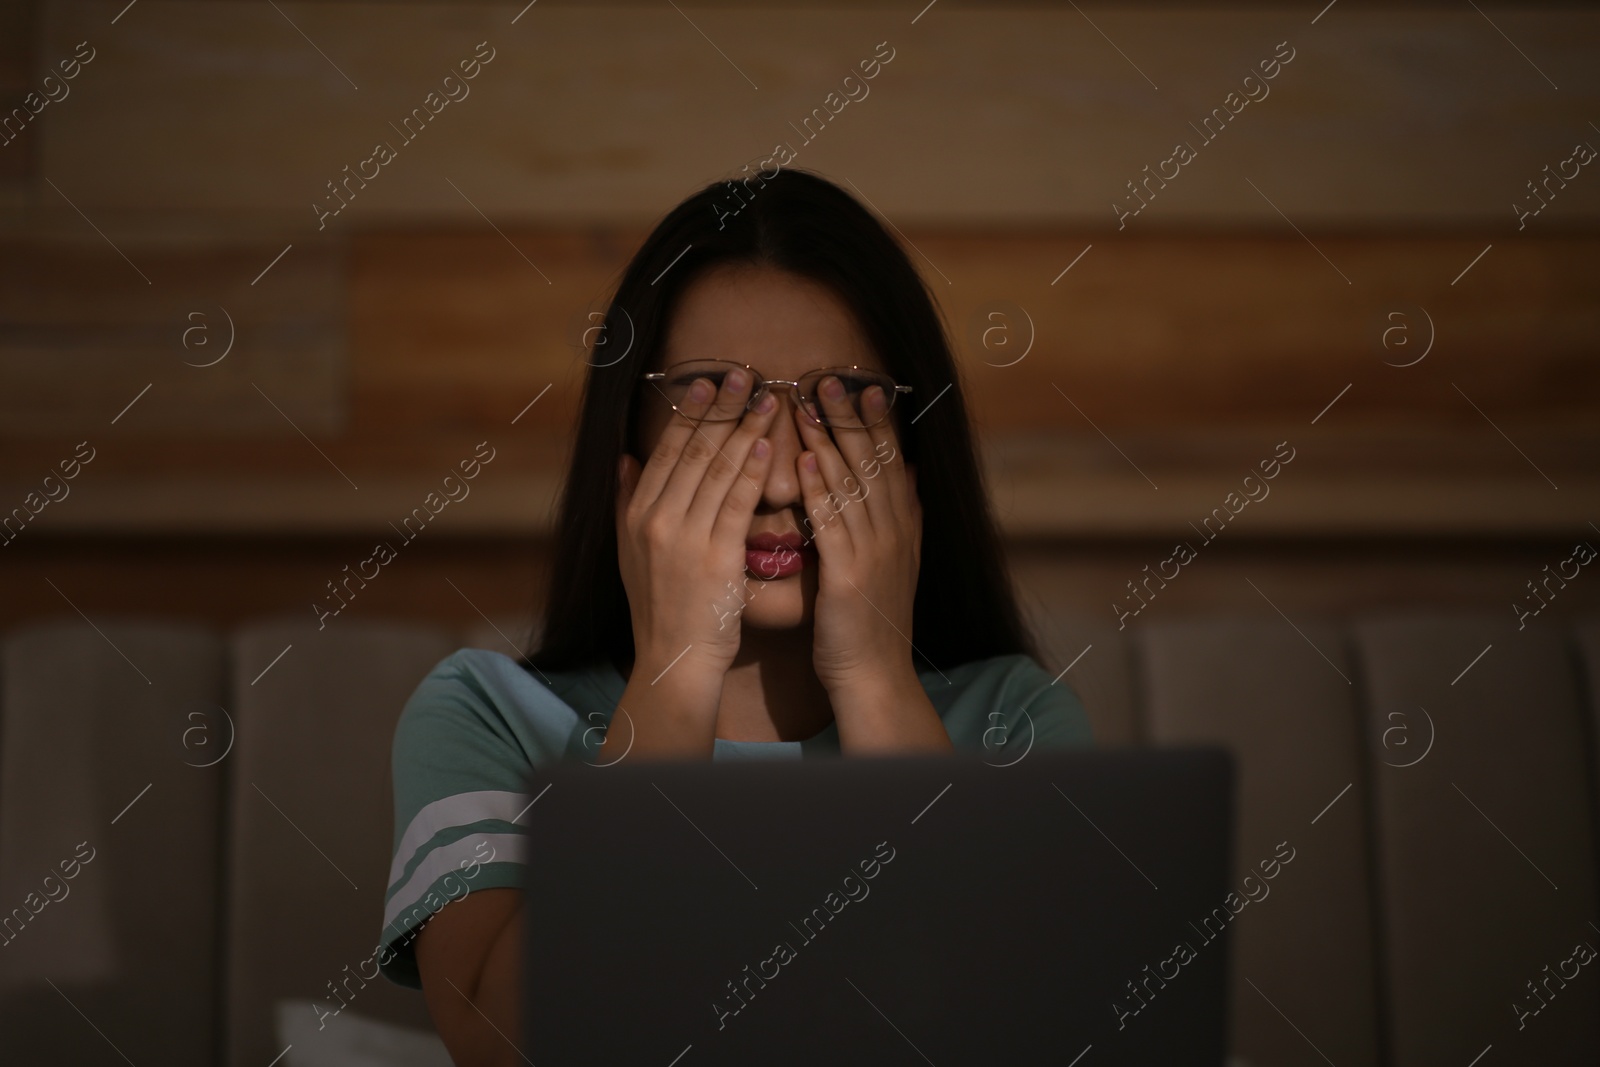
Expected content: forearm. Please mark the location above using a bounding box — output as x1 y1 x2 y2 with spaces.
828 663 953 755
600 661 724 761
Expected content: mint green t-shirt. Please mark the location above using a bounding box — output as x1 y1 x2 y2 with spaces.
377 646 1092 988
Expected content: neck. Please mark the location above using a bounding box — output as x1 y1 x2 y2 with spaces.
714 625 834 743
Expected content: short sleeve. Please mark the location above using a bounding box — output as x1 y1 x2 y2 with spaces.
1008 657 1095 749
378 651 548 988
940 653 1095 755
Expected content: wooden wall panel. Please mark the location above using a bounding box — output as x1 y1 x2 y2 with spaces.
342 229 1600 438
5 4 1597 538
0 237 346 435
2 228 1596 536
910 232 1600 430
346 229 621 438
24 4 1600 227
0 0 33 187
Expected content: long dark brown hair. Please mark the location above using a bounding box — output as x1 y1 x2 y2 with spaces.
522 167 1036 677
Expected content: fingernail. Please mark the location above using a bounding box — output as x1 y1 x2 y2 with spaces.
822 376 845 400
753 438 769 458
756 392 776 413
727 369 749 393
802 452 818 473
866 385 886 411
689 378 711 402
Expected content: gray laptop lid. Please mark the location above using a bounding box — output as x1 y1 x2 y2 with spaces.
521 747 1233 1066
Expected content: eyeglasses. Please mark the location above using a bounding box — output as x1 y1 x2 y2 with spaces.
643 359 912 429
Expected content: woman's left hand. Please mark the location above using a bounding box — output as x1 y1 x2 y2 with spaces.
795 377 951 752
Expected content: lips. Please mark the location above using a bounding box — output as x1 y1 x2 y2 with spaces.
745 532 813 580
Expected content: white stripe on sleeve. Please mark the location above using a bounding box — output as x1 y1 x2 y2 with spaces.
388 789 530 890
382 831 529 932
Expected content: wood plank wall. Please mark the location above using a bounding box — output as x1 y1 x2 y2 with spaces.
18 3 1600 226
2 1 1598 632
2 229 1595 537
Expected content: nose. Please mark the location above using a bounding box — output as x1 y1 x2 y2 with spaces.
757 385 804 516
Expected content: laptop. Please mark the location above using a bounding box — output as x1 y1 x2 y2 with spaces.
521 748 1234 1066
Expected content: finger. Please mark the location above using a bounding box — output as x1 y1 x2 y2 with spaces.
631 375 719 512
710 434 776 547
796 408 873 538
655 367 758 515
815 375 900 527
687 391 780 527
858 383 909 520
812 374 876 466
796 448 854 560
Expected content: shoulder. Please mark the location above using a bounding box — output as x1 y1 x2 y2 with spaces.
388 648 564 839
393 647 586 762
403 646 550 714
925 652 1094 751
387 649 594 890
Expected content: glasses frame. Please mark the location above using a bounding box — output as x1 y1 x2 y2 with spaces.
643 359 913 429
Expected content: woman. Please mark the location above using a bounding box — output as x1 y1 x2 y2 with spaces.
377 168 1091 1064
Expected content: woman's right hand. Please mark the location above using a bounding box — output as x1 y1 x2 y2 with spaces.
611 367 779 747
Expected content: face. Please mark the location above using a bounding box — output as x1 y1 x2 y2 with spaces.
635 263 888 629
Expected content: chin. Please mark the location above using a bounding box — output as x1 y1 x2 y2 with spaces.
741 574 813 630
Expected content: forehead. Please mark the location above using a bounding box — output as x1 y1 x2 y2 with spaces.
657 263 884 377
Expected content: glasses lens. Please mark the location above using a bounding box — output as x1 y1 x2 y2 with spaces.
798 369 897 428
653 360 757 422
